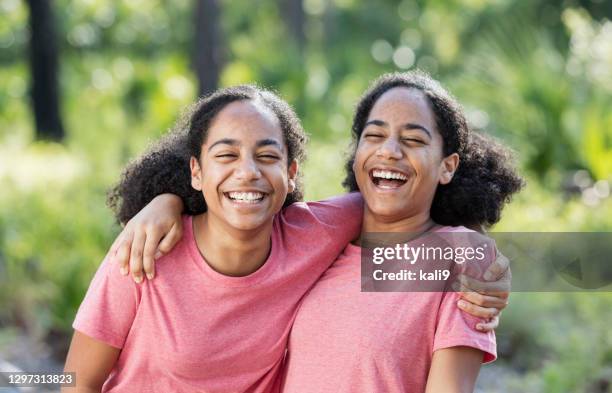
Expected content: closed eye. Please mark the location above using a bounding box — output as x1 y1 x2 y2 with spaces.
402 138 425 144
364 133 384 139
258 154 280 160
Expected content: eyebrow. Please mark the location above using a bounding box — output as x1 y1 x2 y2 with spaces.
365 119 432 139
207 138 283 151
256 138 283 149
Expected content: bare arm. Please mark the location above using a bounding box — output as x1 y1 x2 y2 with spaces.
62 331 121 393
425 347 483 393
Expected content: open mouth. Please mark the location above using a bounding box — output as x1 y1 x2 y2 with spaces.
224 191 267 204
369 169 408 189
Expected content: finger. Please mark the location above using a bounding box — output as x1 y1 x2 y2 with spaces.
143 228 164 280
457 299 500 319
483 251 510 281
456 274 510 297
456 285 510 310
155 222 183 259
129 229 146 284
476 315 500 332
115 231 134 276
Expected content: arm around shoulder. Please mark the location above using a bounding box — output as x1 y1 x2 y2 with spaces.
303 192 364 235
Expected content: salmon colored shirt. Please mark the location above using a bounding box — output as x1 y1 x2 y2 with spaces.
73 193 362 393
281 226 496 393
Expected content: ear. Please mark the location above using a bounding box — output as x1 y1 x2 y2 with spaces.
439 153 459 185
190 156 203 191
287 159 299 193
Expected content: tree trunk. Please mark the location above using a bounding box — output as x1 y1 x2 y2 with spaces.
193 0 222 97
26 0 65 141
280 0 305 52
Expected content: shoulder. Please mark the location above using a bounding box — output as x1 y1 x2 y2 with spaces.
435 226 497 280
436 225 496 251
150 215 195 276
72 255 143 348
89 254 143 296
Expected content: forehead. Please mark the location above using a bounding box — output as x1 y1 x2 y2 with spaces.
368 87 437 131
207 99 284 146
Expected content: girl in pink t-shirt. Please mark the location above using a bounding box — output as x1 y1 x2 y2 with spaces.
64 85 364 392
101 72 522 392
281 72 523 392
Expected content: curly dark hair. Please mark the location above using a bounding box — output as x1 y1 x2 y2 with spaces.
343 71 524 228
108 85 308 225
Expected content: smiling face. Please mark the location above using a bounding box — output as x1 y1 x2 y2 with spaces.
353 87 459 223
190 99 297 232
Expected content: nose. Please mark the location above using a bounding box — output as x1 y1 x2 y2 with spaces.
376 137 402 160
235 156 262 181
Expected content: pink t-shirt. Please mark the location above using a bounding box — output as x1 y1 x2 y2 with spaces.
73 193 362 393
281 226 497 393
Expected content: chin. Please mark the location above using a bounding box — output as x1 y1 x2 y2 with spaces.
227 217 268 231
368 203 407 220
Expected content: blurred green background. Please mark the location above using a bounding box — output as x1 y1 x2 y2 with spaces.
0 0 611 392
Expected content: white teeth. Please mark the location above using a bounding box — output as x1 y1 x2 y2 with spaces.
227 192 265 203
372 170 407 181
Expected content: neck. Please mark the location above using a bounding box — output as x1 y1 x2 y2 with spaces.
192 213 274 277
357 206 436 245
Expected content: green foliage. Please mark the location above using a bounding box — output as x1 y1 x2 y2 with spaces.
0 177 116 338
497 293 612 393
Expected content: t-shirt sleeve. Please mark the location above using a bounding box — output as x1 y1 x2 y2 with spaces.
433 291 497 363
432 234 498 363
72 255 142 349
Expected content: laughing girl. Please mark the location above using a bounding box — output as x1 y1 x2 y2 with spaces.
64 85 363 392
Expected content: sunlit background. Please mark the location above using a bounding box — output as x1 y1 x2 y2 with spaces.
0 0 611 392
